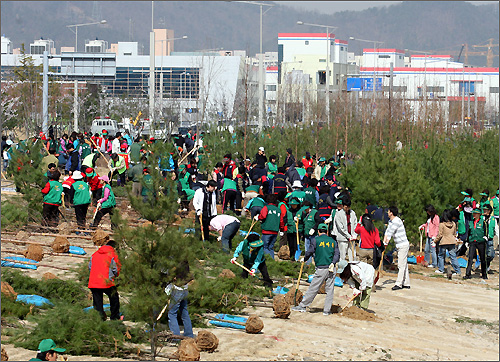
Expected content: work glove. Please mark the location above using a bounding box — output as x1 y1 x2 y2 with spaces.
242 192 246 198
325 217 332 224
249 269 256 277
230 257 236 264
419 225 425 231
254 215 259 221
352 288 361 297
430 240 436 248
279 232 284 237
217 236 222 242
294 216 298 222
299 256 305 262
328 263 335 272
197 210 202 216
96 202 101 209
483 236 489 241
177 198 181 204
309 229 315 236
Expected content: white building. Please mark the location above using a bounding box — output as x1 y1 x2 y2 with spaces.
362 48 405 68
1 36 12 54
30 38 55 55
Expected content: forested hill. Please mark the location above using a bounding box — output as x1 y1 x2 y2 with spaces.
1 1 498 67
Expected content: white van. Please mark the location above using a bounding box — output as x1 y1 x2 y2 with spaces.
90 117 119 137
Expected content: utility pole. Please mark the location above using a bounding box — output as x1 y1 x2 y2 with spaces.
258 3 264 132
42 51 49 135
388 62 394 143
149 1 155 124
73 80 79 132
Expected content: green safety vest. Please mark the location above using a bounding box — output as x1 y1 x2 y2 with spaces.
241 238 263 265
141 174 154 197
261 204 280 232
291 190 306 204
43 180 63 205
492 197 499 217
101 184 116 209
468 218 486 243
82 153 97 168
80 142 91 159
179 172 190 190
251 196 266 209
267 162 277 179
303 187 316 208
313 234 336 267
304 209 318 236
246 185 260 193
111 155 127 174
72 180 91 205
221 177 237 192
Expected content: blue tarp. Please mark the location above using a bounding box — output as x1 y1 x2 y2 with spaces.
407 255 417 264
307 275 344 287
458 257 468 268
84 303 110 312
272 286 289 295
16 294 53 307
239 230 260 237
69 246 86 255
208 314 247 330
1 256 38 270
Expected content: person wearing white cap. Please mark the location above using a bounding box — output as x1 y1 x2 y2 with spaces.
254 146 267 169
290 180 306 204
69 171 92 229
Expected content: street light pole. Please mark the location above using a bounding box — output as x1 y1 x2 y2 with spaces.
66 20 107 52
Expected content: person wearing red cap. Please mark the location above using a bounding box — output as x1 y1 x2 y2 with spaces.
85 167 103 206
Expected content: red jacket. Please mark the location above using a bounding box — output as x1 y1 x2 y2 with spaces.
88 245 121 289
354 224 381 249
302 157 313 169
86 174 102 191
279 202 288 232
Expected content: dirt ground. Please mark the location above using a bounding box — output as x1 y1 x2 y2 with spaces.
1 195 499 361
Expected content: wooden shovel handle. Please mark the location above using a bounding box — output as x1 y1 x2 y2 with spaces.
341 293 358 312
233 260 254 275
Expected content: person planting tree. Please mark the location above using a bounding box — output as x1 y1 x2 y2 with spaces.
337 259 375 311
69 170 91 229
29 339 66 361
90 175 117 230
40 169 63 227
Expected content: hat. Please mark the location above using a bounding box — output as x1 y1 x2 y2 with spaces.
479 192 488 197
102 129 108 134
336 260 348 274
461 191 472 196
289 198 300 205
259 147 265 152
72 171 83 180
6 139 13 145
285 192 292 199
98 175 110 183
472 208 482 214
178 164 186 170
38 339 66 353
335 198 343 204
249 239 264 248
332 162 340 167
325 174 333 181
317 223 328 231
292 180 302 189
318 157 326 162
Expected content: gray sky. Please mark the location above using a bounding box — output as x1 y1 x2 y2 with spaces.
278 1 497 13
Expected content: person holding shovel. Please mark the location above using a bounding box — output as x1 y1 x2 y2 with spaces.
193 180 218 241
69 170 91 229
231 233 273 288
90 175 117 230
41 169 63 227
337 259 375 310
291 223 339 315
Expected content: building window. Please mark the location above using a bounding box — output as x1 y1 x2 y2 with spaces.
459 81 475 95
319 59 326 62
399 55 402 59
378 55 390 58
490 87 499 93
266 85 277 91
330 41 334 45
318 71 326 84
340 46 344 51
305 41 309 45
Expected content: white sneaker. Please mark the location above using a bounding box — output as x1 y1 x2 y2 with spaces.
323 312 331 316
435 270 444 274
427 264 434 268
291 306 306 312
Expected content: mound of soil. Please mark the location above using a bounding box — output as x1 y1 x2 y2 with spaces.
177 338 200 361
1 282 17 300
278 245 290 260
273 295 291 319
58 222 72 235
42 272 58 280
341 306 378 322
245 315 264 334
15 230 31 240
218 269 235 279
23 244 44 262
195 330 219 352
52 236 69 253
284 287 303 306
92 230 110 246
1 346 8 361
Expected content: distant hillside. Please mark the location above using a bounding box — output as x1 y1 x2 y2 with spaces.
1 1 498 66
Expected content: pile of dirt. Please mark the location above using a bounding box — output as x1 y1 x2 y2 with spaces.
273 294 291 319
23 244 44 262
141 221 153 228
15 230 31 240
52 236 70 253
245 315 264 334
195 330 219 352
1 346 8 361
318 281 326 294
277 245 290 260
58 222 72 235
42 272 58 280
218 269 235 279
1 282 17 300
284 287 303 306
177 338 200 361
92 230 110 246
340 306 378 322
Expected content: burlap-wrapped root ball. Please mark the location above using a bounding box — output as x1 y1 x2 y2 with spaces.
219 269 236 279
273 294 291 319
245 315 264 334
284 287 303 306
52 236 70 253
278 245 290 260
92 230 110 246
23 244 44 262
15 230 31 240
1 282 17 300
58 222 72 235
42 272 58 280
177 338 200 361
1 346 8 361
195 330 219 352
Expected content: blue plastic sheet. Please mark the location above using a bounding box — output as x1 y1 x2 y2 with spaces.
208 314 247 330
69 246 86 255
239 230 260 237
407 255 417 264
16 294 53 307
83 303 110 312
272 286 289 295
1 256 38 270
306 275 343 287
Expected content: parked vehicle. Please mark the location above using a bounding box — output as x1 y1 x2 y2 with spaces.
90 117 119 136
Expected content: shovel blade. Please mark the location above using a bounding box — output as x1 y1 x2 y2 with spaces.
294 247 301 261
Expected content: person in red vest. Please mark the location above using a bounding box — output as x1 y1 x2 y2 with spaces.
88 239 121 321
117 144 130 169
302 152 314 169
85 167 103 206
222 153 236 180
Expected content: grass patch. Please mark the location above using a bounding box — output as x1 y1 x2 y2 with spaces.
454 316 499 330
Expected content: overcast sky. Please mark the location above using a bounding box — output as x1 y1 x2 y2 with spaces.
278 1 497 13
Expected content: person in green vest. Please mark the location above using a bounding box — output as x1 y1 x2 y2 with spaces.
141 167 155 203
29 338 66 361
464 208 488 280
482 204 497 274
256 193 281 259
291 223 339 315
128 156 147 198
314 157 330 182
81 151 101 170
79 138 92 160
295 161 306 180
90 175 117 229
303 178 319 208
108 153 127 187
479 189 491 209
40 148 58 172
129 136 144 166
41 169 63 227
69 171 91 229
221 176 238 213
296 200 322 265
243 191 266 218
231 233 273 288
492 189 499 221
286 197 301 259
290 180 306 204
265 155 278 179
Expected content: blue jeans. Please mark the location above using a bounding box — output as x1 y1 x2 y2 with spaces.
305 236 315 265
221 221 240 253
487 239 495 268
424 237 437 267
437 244 461 274
262 233 278 259
168 298 193 338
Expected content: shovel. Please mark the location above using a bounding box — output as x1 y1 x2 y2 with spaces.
92 203 101 226
233 259 255 276
341 292 359 312
199 213 205 242
293 261 305 306
373 249 386 286
294 219 301 261
243 218 258 241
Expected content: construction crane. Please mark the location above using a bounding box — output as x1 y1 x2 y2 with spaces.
457 44 465 63
471 38 499 67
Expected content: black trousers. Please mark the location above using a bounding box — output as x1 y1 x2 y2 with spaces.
109 170 126 187
90 286 120 320
195 215 213 241
286 232 298 259
465 242 487 278
91 189 102 206
42 203 59 227
222 190 237 212
91 207 115 229
235 191 243 214
243 260 273 288
74 203 89 228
